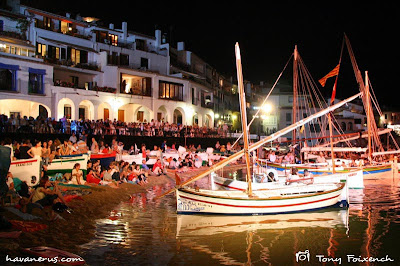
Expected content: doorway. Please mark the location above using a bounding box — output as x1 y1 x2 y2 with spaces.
118 109 125 122
104 108 109 120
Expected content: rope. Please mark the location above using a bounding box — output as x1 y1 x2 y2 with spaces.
231 53 294 148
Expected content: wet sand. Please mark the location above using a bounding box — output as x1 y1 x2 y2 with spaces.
0 174 175 257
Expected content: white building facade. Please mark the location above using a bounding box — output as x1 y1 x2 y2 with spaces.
0 1 219 128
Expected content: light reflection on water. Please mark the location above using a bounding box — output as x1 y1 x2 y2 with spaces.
80 174 400 265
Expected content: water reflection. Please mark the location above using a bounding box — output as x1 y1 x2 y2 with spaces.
177 209 348 237
80 179 400 265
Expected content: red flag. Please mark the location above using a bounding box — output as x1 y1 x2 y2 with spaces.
319 64 340 87
330 78 338 105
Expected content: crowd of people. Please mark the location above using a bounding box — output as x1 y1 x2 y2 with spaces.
0 114 231 138
2 129 237 220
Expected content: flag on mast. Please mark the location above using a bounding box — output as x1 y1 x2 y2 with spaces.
318 64 340 87
330 77 338 105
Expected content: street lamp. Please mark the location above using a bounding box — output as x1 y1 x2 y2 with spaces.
262 103 272 113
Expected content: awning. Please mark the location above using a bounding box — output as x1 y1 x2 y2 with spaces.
0 62 19 71
29 67 46 75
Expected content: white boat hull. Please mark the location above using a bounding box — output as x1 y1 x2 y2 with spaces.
121 154 143 165
213 169 363 190
121 153 157 165
9 156 41 186
176 183 346 215
47 154 89 175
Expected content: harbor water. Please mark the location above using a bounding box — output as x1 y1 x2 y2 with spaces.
80 170 400 265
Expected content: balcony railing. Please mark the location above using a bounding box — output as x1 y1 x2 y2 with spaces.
0 26 26 40
54 81 116 93
35 23 91 40
43 57 100 71
94 86 116 93
120 88 151 97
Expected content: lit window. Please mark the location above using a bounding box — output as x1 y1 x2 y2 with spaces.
109 34 118 46
61 21 69 34
71 48 80 64
159 81 183 101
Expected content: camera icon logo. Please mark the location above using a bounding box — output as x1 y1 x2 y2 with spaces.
296 250 310 262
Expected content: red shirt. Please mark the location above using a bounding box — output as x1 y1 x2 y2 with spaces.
152 162 163 172
128 173 137 181
86 173 101 184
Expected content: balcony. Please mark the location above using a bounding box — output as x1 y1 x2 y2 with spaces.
94 86 117 93
35 22 91 41
54 81 117 94
43 57 100 71
0 29 26 40
120 87 151 97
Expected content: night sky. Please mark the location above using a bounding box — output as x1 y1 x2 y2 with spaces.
22 1 399 108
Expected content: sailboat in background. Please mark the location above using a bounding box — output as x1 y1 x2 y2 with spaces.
305 34 399 179
263 34 398 183
212 43 364 190
165 43 360 215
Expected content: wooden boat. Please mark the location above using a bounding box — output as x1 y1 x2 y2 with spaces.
121 153 144 164
267 157 393 183
162 148 220 163
46 153 89 177
120 153 157 165
212 168 364 191
158 43 362 215
260 161 364 188
9 153 90 185
176 182 346 215
176 208 348 236
90 151 116 167
9 156 41 186
266 161 345 175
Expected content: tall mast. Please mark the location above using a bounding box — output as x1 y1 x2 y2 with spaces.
328 113 336 173
365 71 372 161
292 45 298 142
235 43 253 196
345 34 384 157
328 42 343 174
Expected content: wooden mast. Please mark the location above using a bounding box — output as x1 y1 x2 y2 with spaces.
345 34 384 158
328 114 336 173
235 42 253 196
292 45 298 142
365 71 372 161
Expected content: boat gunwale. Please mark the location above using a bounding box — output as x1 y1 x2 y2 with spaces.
178 182 345 201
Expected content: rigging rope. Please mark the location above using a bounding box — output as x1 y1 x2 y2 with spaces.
231 53 294 148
